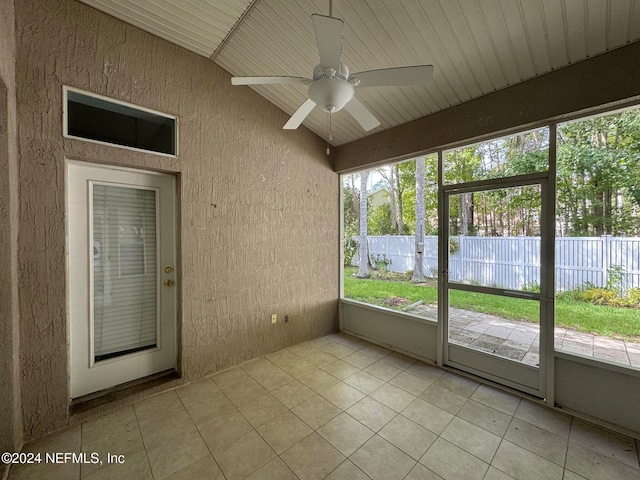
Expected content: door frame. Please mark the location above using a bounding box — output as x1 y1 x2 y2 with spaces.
437 157 556 401
67 159 178 399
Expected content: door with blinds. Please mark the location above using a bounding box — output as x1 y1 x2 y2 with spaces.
68 161 176 398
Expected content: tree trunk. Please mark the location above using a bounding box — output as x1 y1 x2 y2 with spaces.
593 180 604 236
519 204 525 235
498 196 505 236
397 176 405 235
581 195 588 234
460 195 468 236
348 175 360 232
460 193 473 235
388 167 398 233
357 170 370 278
412 157 425 282
604 187 612 234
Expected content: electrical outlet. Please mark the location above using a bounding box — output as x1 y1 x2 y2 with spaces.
271 313 277 324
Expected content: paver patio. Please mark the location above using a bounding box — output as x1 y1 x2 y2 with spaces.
412 304 640 368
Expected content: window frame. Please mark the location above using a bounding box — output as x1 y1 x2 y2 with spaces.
63 86 178 158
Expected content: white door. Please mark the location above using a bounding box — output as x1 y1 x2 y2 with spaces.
68 160 177 398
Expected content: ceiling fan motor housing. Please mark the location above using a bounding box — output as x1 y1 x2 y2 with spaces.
313 62 349 81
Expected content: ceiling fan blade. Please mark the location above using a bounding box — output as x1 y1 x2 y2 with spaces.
231 76 311 86
311 14 344 71
283 98 316 130
344 97 381 131
350 65 434 88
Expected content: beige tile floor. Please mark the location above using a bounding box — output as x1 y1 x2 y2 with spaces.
8 332 640 480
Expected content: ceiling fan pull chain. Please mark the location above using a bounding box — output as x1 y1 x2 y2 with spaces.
326 110 332 155
326 110 329 141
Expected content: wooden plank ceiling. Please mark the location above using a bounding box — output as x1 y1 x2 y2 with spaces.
79 0 640 146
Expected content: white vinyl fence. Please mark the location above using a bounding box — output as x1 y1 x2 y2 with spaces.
352 235 640 292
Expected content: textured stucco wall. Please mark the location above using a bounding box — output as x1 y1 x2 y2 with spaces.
0 0 23 467
15 0 338 441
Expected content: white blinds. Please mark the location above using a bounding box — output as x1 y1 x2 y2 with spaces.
92 184 158 361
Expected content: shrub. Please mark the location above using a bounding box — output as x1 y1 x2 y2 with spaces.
449 238 460 255
556 288 584 302
569 267 639 309
627 288 640 307
579 287 640 308
372 253 392 270
605 264 627 294
522 281 540 293
581 288 617 305
344 236 358 265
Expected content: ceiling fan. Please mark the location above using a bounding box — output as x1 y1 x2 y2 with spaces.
231 2 434 145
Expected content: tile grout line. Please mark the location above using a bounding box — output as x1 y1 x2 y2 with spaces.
224 358 288 477
274 339 359 478
172 382 230 480
130 403 156 480
423 384 583 477
562 414 573 475
485 406 515 479
563 415 576 479
272 340 402 478
233 342 348 478
438 383 499 475
229 361 296 478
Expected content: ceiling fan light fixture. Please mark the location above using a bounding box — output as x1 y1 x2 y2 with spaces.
308 77 354 113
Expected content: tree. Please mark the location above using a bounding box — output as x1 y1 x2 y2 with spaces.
412 157 426 282
396 162 417 235
357 170 370 278
388 166 398 232
342 173 359 234
423 155 439 234
376 166 399 234
368 203 395 235
388 160 415 235
342 174 360 265
557 110 640 236
445 147 481 235
346 111 640 245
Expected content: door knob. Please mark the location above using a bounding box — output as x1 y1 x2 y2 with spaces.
164 279 175 287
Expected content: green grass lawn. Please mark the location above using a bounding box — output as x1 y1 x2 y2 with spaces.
343 267 640 340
